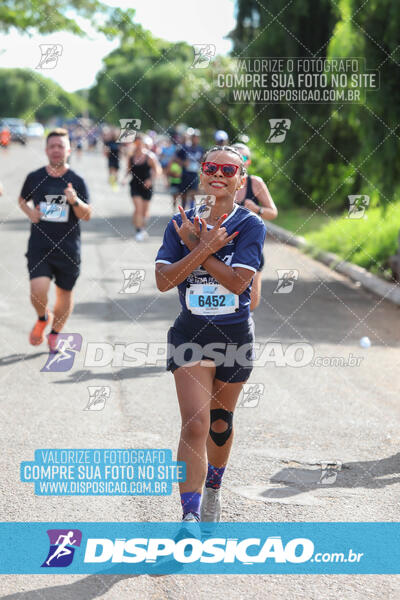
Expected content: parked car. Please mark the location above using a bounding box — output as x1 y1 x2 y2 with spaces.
26 122 45 138
0 118 27 144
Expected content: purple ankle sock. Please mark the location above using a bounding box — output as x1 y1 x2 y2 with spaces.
205 463 226 489
180 491 201 519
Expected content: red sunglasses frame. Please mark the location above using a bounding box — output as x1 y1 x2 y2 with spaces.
201 162 240 177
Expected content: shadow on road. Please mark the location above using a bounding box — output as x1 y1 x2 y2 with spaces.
0 572 137 600
73 291 180 324
53 366 165 384
0 352 47 367
265 452 400 498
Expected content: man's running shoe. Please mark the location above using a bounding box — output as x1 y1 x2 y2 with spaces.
47 332 59 353
200 487 221 522
135 231 144 241
141 230 149 240
29 312 53 346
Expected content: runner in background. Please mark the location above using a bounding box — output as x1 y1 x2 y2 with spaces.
103 128 121 191
0 125 11 149
175 129 204 209
232 143 278 311
160 136 178 182
124 133 161 241
214 130 229 147
166 158 182 213
18 128 91 352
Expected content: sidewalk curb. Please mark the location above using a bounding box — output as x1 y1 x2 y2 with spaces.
266 222 400 307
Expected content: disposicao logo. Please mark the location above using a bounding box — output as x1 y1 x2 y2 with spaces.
42 529 82 567
83 536 314 564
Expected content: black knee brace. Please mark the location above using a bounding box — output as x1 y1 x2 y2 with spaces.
209 409 233 447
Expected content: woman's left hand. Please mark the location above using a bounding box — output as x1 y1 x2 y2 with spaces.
172 206 201 250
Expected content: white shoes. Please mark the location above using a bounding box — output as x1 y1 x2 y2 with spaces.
177 512 201 542
135 230 149 242
200 487 221 522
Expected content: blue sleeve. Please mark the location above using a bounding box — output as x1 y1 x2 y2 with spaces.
155 219 183 264
231 216 266 273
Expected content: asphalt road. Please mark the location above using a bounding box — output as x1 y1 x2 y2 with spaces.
0 140 399 599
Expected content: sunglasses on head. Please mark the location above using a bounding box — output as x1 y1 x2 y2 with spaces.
201 162 240 177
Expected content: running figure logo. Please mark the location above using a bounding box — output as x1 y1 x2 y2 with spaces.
193 195 216 219
191 44 216 69
266 119 291 143
237 383 265 408
317 461 342 485
84 386 110 411
274 269 299 294
119 269 146 294
36 44 63 69
347 195 369 219
117 119 141 143
42 529 82 567
41 334 82 372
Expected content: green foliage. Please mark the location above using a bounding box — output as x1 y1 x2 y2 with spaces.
0 68 85 120
228 0 400 272
306 202 400 273
0 0 130 36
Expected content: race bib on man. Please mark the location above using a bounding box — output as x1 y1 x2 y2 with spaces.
40 195 69 222
186 283 239 315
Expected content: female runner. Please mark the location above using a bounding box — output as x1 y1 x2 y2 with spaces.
125 133 161 241
232 143 278 311
155 145 266 522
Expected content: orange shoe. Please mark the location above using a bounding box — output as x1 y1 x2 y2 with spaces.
29 312 53 346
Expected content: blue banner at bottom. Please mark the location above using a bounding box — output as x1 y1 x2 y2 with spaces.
0 522 399 574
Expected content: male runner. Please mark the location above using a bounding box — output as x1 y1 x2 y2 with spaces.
175 129 204 209
18 128 91 352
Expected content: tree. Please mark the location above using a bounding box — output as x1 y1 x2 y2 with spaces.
0 68 85 120
0 1 135 36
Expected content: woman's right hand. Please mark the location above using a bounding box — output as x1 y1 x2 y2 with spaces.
198 215 239 255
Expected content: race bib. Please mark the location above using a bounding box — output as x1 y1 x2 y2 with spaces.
186 283 239 315
40 195 69 222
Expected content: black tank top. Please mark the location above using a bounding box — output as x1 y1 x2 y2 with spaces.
237 175 259 206
129 154 151 184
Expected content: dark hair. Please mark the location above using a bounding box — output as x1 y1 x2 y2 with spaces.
202 145 247 176
46 128 69 144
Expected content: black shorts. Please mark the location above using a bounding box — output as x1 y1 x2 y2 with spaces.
26 249 80 291
108 158 119 170
130 182 153 201
167 311 255 383
179 173 199 194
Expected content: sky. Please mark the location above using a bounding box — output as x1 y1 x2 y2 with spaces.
0 0 236 92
